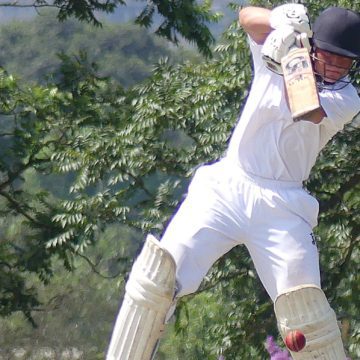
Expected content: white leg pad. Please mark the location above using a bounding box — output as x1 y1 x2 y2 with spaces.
275 284 347 359
106 235 176 360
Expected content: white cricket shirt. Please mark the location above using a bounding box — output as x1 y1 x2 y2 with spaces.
226 37 360 182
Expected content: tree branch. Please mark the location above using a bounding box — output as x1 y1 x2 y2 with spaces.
0 1 58 9
330 226 360 292
0 190 43 226
77 252 123 279
194 269 249 295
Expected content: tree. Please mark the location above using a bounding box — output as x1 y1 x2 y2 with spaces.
0 0 221 57
0 16 174 87
0 14 190 329
0 223 140 359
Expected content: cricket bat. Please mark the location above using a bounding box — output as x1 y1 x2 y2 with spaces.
281 47 321 121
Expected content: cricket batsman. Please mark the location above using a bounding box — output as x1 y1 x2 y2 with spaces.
106 3 360 359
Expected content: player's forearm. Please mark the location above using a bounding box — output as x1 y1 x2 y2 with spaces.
239 6 272 45
299 107 327 124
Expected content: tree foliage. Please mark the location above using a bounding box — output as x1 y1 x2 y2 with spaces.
0 224 140 359
0 0 222 57
0 15 173 87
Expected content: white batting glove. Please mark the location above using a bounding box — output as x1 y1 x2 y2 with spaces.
261 25 298 74
270 3 312 38
295 32 311 51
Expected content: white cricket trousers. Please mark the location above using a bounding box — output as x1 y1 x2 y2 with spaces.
161 159 321 301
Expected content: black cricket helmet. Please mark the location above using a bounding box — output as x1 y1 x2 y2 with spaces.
312 7 360 89
313 7 360 58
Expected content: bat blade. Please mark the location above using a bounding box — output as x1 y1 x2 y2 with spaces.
281 47 321 121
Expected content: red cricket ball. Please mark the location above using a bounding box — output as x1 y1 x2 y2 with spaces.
285 330 306 352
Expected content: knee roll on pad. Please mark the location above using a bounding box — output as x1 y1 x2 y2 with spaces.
106 235 176 360
274 284 347 359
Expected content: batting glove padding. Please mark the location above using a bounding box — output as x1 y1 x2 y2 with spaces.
261 25 298 74
270 3 312 38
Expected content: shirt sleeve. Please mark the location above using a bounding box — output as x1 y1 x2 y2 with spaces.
318 84 360 147
248 35 266 75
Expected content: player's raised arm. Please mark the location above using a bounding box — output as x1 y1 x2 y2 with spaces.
238 6 272 44
240 5 326 124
